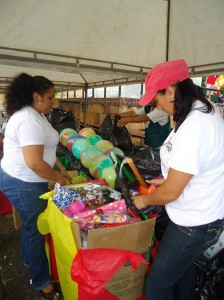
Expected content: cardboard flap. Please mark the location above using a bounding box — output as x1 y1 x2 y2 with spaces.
87 218 155 252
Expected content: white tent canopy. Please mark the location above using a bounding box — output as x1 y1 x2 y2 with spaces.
0 0 224 93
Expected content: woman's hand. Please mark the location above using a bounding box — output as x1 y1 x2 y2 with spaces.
117 118 129 127
59 168 72 183
132 194 149 210
56 174 68 186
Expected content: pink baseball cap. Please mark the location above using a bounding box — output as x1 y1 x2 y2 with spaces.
139 59 190 105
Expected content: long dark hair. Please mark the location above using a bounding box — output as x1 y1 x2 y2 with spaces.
159 78 214 132
5 73 54 116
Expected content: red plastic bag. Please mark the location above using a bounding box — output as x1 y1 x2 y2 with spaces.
0 191 12 214
71 248 148 300
45 234 59 281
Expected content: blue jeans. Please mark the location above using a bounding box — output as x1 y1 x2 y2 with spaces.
0 167 51 291
145 218 224 300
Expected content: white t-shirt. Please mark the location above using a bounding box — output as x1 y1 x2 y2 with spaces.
1 106 59 182
160 100 224 226
135 107 169 127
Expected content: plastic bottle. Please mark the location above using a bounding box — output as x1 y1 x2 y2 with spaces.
203 230 224 259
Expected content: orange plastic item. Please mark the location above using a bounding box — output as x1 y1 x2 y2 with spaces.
139 184 156 195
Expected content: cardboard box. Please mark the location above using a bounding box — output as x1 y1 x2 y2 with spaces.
73 218 155 299
38 181 156 300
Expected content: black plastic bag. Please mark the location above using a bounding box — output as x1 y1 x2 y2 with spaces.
97 114 113 140
49 107 77 133
98 114 134 152
128 145 162 177
195 249 224 300
56 143 82 171
110 115 133 151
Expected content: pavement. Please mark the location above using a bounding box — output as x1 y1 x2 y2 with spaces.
0 214 62 300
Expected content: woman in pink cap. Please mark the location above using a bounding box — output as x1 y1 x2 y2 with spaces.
132 59 224 300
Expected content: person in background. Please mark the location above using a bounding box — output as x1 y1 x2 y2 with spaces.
0 73 72 299
117 101 171 149
132 59 224 300
205 75 218 99
216 90 224 104
0 112 5 132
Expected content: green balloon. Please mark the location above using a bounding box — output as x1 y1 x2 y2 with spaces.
72 139 91 159
101 166 116 188
88 154 111 178
97 156 113 177
80 145 103 168
88 135 103 145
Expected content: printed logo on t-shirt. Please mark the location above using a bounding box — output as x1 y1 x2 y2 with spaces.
163 136 173 152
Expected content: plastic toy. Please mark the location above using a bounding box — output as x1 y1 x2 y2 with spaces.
79 127 96 138
95 140 113 153
105 147 125 158
88 155 113 179
59 128 77 146
101 166 116 188
80 145 103 168
88 134 103 145
66 134 86 151
72 139 91 159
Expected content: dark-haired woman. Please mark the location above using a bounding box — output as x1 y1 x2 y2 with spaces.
133 60 224 300
0 73 71 299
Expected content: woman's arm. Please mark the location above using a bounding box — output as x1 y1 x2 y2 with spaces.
119 111 138 117
132 168 193 209
117 115 150 127
54 157 72 181
22 145 68 186
146 178 166 186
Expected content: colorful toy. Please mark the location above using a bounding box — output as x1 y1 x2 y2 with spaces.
105 147 125 158
125 157 148 188
69 201 86 215
101 166 116 188
93 213 123 223
72 139 91 159
66 134 86 151
80 145 103 168
97 156 113 177
88 134 103 145
79 127 96 138
95 140 113 153
59 128 77 146
88 155 113 179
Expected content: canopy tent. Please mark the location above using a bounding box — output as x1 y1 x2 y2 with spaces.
0 0 224 94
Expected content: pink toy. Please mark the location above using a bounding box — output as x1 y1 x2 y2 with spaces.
69 201 86 215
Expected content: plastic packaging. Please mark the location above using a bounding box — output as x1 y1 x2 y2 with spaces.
203 230 224 259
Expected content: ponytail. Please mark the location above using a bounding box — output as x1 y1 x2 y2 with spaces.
5 73 54 116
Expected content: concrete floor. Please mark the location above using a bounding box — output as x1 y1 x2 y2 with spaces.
0 214 62 300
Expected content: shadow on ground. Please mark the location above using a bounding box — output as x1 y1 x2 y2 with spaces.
0 214 62 300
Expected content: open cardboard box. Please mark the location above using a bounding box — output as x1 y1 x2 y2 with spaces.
39 180 156 299
71 217 156 300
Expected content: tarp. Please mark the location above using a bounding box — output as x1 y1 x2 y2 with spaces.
0 0 224 93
